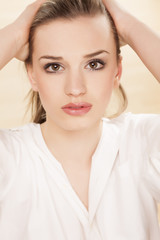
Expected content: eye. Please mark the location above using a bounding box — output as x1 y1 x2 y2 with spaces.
44 63 64 73
86 59 106 71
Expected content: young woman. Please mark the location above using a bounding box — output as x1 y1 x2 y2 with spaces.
0 0 160 239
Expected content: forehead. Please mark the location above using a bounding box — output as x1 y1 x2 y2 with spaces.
33 15 115 58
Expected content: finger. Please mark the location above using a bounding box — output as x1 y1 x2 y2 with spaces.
34 0 48 6
27 0 47 13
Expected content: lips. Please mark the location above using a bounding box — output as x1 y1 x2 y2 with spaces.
62 102 92 109
61 102 92 116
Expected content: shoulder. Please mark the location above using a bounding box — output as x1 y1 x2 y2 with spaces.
104 112 160 133
0 123 40 202
0 123 40 155
103 112 160 148
122 112 160 142
108 113 160 202
0 123 40 191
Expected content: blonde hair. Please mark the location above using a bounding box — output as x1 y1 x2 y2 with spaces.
25 0 127 123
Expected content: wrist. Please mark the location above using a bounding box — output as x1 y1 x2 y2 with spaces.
104 1 136 44
10 21 28 56
1 23 21 57
118 13 142 46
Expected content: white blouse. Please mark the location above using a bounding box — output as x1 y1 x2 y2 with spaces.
0 112 160 240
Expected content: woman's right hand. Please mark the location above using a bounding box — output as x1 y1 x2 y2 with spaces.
0 0 46 69
13 0 46 61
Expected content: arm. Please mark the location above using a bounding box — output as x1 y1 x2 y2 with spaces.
102 0 160 83
0 0 46 70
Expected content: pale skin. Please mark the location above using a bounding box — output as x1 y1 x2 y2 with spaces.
27 15 121 209
102 0 160 82
0 0 46 69
0 0 160 210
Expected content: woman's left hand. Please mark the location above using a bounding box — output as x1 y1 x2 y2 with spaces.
102 0 127 46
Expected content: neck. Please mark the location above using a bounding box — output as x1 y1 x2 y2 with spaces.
40 118 103 167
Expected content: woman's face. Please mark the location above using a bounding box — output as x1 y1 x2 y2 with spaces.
28 15 122 131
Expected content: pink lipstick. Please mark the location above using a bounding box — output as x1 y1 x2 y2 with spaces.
61 102 92 116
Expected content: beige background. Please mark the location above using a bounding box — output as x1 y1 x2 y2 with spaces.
0 0 160 221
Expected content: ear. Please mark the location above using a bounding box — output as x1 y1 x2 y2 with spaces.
26 64 39 92
114 56 123 88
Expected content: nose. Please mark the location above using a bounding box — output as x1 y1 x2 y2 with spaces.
64 70 87 97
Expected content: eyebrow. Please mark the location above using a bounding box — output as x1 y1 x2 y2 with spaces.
39 50 110 61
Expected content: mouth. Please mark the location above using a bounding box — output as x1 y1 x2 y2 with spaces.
61 102 92 116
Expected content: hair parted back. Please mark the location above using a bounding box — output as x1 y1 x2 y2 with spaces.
25 0 128 124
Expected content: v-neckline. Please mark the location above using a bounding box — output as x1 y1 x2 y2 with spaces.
32 117 121 224
36 118 106 178
36 119 106 208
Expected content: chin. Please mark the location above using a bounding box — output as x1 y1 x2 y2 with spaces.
58 115 102 132
61 119 90 132
47 110 103 132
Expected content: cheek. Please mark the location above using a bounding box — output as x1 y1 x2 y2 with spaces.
34 71 61 98
31 61 62 99
37 83 62 116
89 70 115 101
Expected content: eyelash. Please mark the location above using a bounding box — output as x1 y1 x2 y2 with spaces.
43 59 106 73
